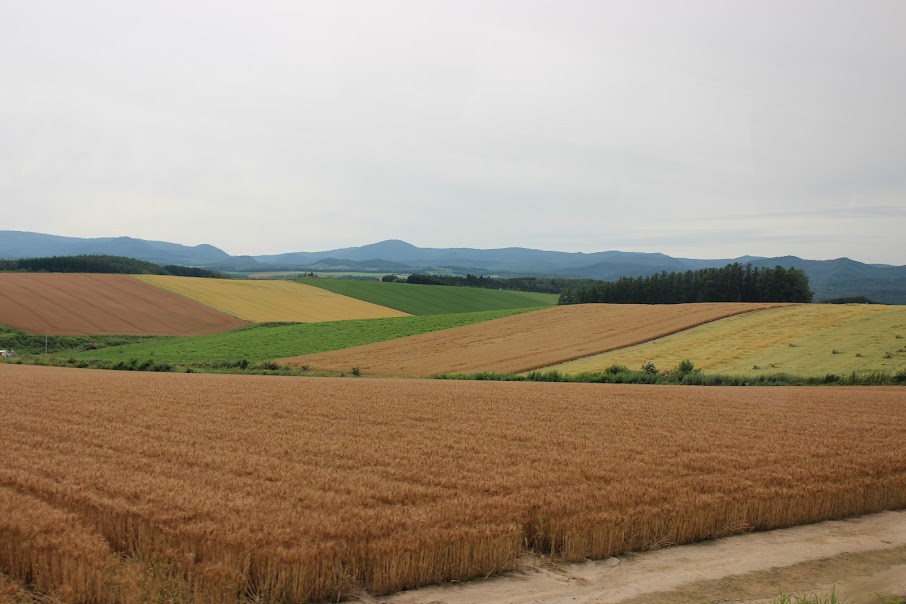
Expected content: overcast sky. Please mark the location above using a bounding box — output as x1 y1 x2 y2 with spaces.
2 1 905 263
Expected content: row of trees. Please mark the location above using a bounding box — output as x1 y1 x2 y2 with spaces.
404 273 597 294
558 263 813 304
0 255 229 278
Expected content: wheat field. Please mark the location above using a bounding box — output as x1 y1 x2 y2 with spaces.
2 364 905 602
548 304 906 376
278 302 784 377
136 275 409 323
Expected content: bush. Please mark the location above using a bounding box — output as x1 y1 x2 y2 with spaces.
675 359 695 374
641 361 658 375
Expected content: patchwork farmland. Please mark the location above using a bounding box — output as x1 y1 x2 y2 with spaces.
0 273 248 336
300 278 558 315
278 302 785 377
137 275 408 323
70 309 529 364
1 364 904 602
548 304 906 377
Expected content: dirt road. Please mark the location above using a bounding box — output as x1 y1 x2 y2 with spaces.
375 511 906 604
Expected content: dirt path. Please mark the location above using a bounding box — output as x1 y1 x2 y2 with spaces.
374 511 906 604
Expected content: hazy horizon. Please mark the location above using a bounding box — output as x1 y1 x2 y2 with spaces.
3 1 905 263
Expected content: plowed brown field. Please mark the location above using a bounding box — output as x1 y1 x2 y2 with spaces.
0 273 248 335
2 364 904 602
278 302 786 377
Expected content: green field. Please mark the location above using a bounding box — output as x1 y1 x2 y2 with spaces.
66 309 529 364
299 278 559 315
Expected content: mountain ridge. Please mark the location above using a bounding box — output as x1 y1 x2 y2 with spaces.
2 230 905 303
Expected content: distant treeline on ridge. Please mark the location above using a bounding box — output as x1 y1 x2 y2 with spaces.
558 263 813 304
405 273 590 294
0 255 230 278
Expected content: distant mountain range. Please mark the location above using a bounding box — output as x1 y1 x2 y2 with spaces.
2 230 905 304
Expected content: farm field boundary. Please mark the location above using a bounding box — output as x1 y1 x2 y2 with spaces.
278 302 786 377
546 304 906 377
1 364 904 602
0 273 248 336
299 278 558 315
64 308 530 365
136 275 409 323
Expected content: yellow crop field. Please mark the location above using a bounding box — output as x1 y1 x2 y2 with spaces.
136 275 409 323
3 364 905 602
548 304 906 376
279 302 783 377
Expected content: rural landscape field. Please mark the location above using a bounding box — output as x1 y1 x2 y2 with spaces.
135 275 410 323
278 302 783 377
0 273 249 336
1 269 905 603
2 364 905 603
549 304 906 377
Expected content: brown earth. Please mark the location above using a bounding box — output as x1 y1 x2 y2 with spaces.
278 302 786 377
1 364 904 602
0 273 249 335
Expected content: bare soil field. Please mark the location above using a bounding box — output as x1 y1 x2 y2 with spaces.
0 273 248 335
1 364 904 602
137 275 409 322
278 302 785 377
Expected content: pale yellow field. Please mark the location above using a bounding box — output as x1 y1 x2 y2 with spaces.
135 275 409 323
547 304 906 377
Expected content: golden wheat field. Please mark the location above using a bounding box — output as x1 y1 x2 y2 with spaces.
548 304 906 376
278 302 785 377
136 275 409 323
2 364 905 603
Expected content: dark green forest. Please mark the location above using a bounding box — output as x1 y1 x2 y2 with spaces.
405 273 595 294
0 255 229 278
558 263 813 304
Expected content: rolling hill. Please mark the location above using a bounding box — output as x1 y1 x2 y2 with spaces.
546 304 906 377
277 303 783 377
300 278 558 315
4 231 905 303
0 273 248 335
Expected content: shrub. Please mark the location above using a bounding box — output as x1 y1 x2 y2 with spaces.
675 359 695 374
641 361 658 375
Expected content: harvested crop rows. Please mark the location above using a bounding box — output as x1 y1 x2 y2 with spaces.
278 302 785 377
548 304 906 376
137 275 409 323
1 364 904 602
0 273 248 336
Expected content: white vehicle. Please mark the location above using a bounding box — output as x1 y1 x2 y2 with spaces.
0 349 18 358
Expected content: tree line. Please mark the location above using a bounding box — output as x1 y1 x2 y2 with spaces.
404 273 596 294
0 255 230 278
558 263 813 304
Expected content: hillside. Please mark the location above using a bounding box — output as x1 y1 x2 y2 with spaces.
300 278 558 315
4 230 905 303
547 305 906 377
0 273 248 335
277 303 783 377
136 276 408 323
70 309 528 364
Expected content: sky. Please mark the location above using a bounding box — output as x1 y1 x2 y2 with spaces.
2 1 905 264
